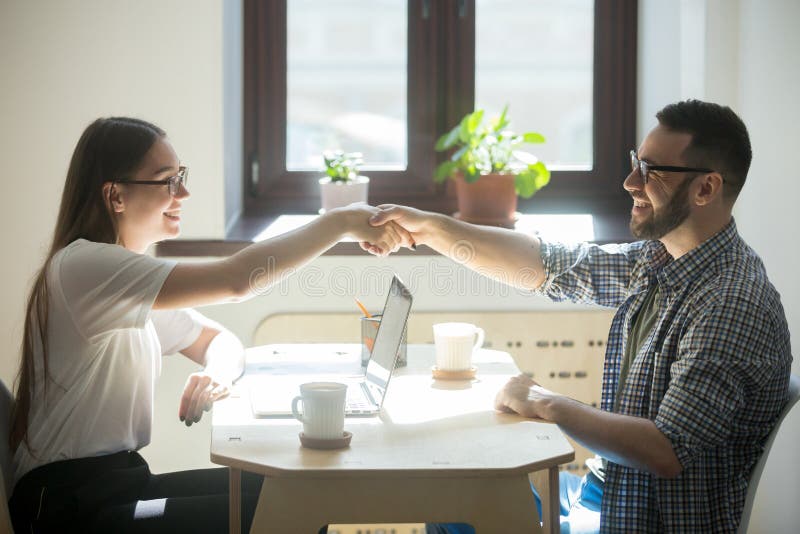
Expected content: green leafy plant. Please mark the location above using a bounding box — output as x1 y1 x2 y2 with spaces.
434 105 550 198
322 150 364 183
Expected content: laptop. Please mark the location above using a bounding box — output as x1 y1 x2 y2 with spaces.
249 274 413 417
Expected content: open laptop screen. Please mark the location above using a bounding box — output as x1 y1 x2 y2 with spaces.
364 275 413 403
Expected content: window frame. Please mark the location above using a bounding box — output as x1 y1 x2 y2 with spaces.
243 0 637 217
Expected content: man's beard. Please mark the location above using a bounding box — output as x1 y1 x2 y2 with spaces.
629 175 695 240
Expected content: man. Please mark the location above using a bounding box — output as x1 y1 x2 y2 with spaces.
368 100 792 533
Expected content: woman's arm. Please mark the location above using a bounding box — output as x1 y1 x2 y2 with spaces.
178 323 244 425
171 310 245 425
180 325 245 385
154 204 410 310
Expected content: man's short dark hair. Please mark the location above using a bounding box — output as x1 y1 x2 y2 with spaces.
656 99 752 200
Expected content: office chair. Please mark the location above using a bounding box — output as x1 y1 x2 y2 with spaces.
737 374 800 534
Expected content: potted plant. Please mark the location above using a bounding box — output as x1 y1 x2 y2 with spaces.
319 150 370 212
434 105 550 227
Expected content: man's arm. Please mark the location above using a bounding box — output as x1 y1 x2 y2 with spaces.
368 205 546 291
496 375 683 478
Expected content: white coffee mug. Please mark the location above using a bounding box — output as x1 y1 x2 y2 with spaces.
433 322 485 371
291 382 347 440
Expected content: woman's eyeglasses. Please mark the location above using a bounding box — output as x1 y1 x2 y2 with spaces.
630 151 717 184
117 166 188 197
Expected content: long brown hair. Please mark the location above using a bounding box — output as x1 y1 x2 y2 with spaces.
10 117 166 453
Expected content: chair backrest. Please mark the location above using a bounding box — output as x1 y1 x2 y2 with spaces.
0 379 15 532
737 374 800 534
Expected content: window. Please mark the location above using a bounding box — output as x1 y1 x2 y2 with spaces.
476 0 594 169
286 0 408 171
243 0 636 217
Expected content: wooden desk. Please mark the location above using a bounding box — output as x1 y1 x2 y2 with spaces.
211 344 574 533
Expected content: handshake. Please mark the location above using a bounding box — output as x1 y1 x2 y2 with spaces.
336 203 433 257
324 201 545 293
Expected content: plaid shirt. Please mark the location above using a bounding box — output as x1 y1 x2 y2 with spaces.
537 219 792 533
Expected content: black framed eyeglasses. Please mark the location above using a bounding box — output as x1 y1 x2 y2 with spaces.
117 166 188 197
630 150 716 185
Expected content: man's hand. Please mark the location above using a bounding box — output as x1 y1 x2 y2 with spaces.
335 203 415 256
364 204 437 252
494 374 558 420
179 371 230 426
495 376 684 478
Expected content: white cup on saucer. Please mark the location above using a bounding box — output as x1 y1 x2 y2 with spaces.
432 322 485 371
291 382 347 440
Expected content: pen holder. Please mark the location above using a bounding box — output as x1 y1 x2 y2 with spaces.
360 314 407 368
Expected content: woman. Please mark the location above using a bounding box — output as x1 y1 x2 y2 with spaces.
8 117 411 533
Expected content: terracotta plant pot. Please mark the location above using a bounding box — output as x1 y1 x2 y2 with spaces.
318 175 370 212
454 173 517 227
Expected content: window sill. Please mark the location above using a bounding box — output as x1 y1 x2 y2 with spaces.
155 212 633 258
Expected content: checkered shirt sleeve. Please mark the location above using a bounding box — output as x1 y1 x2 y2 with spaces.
536 239 645 307
654 293 788 470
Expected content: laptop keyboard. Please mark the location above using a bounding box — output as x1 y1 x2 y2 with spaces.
346 384 374 411
249 376 377 416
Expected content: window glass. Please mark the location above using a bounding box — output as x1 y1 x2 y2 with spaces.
476 0 594 170
287 0 407 171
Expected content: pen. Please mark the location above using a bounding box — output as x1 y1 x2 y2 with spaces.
355 298 372 318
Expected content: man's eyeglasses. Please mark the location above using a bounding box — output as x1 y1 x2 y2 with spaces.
117 166 188 197
630 150 716 185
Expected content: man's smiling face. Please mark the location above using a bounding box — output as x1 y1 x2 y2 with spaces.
624 126 699 240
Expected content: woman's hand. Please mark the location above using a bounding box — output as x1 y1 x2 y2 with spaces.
365 204 437 249
334 203 415 256
179 371 230 426
494 374 558 420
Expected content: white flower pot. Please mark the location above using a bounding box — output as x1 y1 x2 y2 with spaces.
318 175 370 212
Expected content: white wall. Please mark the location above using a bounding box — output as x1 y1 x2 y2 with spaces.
0 0 227 382
1 0 797 530
639 1 800 531
733 1 800 531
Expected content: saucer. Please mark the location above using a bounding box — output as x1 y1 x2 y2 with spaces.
431 365 477 380
299 431 352 450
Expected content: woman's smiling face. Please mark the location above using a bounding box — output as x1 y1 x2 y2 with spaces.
111 138 190 252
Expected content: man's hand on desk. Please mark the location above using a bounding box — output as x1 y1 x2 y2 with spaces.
179 371 230 426
494 374 559 421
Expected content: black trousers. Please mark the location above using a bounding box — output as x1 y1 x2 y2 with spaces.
9 451 264 534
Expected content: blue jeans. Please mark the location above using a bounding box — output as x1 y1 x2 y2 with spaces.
546 471 603 534
431 471 602 534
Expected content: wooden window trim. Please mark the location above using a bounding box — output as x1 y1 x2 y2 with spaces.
155 1 638 257
242 0 637 218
